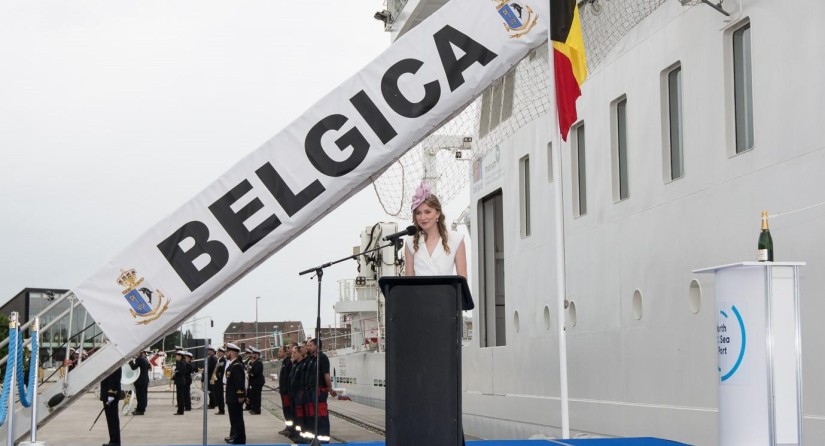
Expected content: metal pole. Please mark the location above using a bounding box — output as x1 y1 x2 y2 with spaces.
202 326 209 446
30 317 40 442
77 309 89 363
255 297 260 349
63 296 76 387
546 6 571 437
8 312 19 446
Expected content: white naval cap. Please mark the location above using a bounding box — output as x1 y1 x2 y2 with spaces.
226 343 241 352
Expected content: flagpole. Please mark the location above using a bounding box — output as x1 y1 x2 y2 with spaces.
546 2 571 439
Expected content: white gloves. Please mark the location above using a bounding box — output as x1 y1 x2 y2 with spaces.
107 396 115 404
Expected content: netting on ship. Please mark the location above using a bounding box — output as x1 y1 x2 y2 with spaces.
371 0 672 221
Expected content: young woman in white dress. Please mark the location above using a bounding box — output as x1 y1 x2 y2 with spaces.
404 181 467 278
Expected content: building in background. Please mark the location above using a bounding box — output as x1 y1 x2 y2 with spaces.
0 288 106 368
223 321 305 360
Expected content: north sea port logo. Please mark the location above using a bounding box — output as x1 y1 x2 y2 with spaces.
117 268 171 325
717 304 746 383
493 1 539 39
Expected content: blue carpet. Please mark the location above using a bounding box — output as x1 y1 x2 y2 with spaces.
177 438 689 446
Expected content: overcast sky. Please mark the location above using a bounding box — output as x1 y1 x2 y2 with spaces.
0 1 411 345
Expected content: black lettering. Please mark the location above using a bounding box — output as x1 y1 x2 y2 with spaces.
350 90 398 144
305 114 369 177
381 58 440 118
255 162 325 217
157 221 229 292
208 179 281 252
433 25 498 92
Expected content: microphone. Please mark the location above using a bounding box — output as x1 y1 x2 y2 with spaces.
383 225 417 241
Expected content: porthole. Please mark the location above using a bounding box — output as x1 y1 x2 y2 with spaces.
543 305 551 331
632 289 643 320
566 301 577 327
689 279 702 314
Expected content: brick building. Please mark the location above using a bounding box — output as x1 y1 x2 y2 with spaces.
222 321 304 360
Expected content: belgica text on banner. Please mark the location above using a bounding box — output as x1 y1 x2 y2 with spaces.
74 0 550 357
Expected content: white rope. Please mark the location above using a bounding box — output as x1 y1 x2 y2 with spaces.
770 199 825 219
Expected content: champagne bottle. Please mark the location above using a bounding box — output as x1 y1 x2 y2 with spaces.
757 211 773 262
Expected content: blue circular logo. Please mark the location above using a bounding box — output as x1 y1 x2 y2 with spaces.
718 305 746 382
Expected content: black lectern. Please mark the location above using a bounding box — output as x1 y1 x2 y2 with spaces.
379 276 474 446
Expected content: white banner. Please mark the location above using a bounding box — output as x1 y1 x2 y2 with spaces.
74 0 550 356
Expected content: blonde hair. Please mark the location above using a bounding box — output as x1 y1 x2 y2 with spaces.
412 194 450 254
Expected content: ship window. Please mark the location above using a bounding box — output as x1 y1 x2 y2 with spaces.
478 70 516 139
732 22 754 153
611 96 629 201
662 63 684 181
572 123 587 216
478 190 506 347
519 155 531 237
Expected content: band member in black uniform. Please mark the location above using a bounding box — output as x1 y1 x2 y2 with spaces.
100 367 122 445
183 351 193 411
277 345 295 437
206 346 217 409
213 346 226 415
128 348 151 415
247 347 264 415
224 343 246 444
305 338 338 444
173 351 186 415
289 344 308 443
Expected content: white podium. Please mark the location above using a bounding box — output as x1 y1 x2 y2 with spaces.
694 262 804 446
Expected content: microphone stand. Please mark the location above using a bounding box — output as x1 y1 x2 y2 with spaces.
298 236 404 446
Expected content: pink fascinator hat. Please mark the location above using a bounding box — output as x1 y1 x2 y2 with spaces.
411 182 431 210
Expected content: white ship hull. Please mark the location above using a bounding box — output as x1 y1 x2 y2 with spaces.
335 1 825 444
463 1 825 445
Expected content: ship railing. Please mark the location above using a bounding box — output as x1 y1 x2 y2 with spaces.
337 278 381 303
224 327 308 362
326 316 384 356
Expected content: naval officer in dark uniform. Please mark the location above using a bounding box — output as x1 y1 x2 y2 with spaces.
247 347 264 414
213 346 226 415
206 345 217 409
183 351 193 411
173 351 186 415
128 348 151 415
100 367 122 445
224 343 246 444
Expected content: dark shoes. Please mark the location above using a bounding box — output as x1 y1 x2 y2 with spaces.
215 410 225 415
131 411 144 416
174 412 184 415
249 410 261 415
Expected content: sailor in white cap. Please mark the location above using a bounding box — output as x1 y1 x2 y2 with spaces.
173 351 186 415
128 348 151 415
224 343 246 444
247 347 264 415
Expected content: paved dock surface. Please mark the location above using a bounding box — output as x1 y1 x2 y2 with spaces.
35 384 384 445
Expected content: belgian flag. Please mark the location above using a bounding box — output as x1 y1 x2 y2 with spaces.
551 0 588 141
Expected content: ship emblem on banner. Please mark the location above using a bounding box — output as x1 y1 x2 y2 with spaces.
494 1 538 38
117 268 171 325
